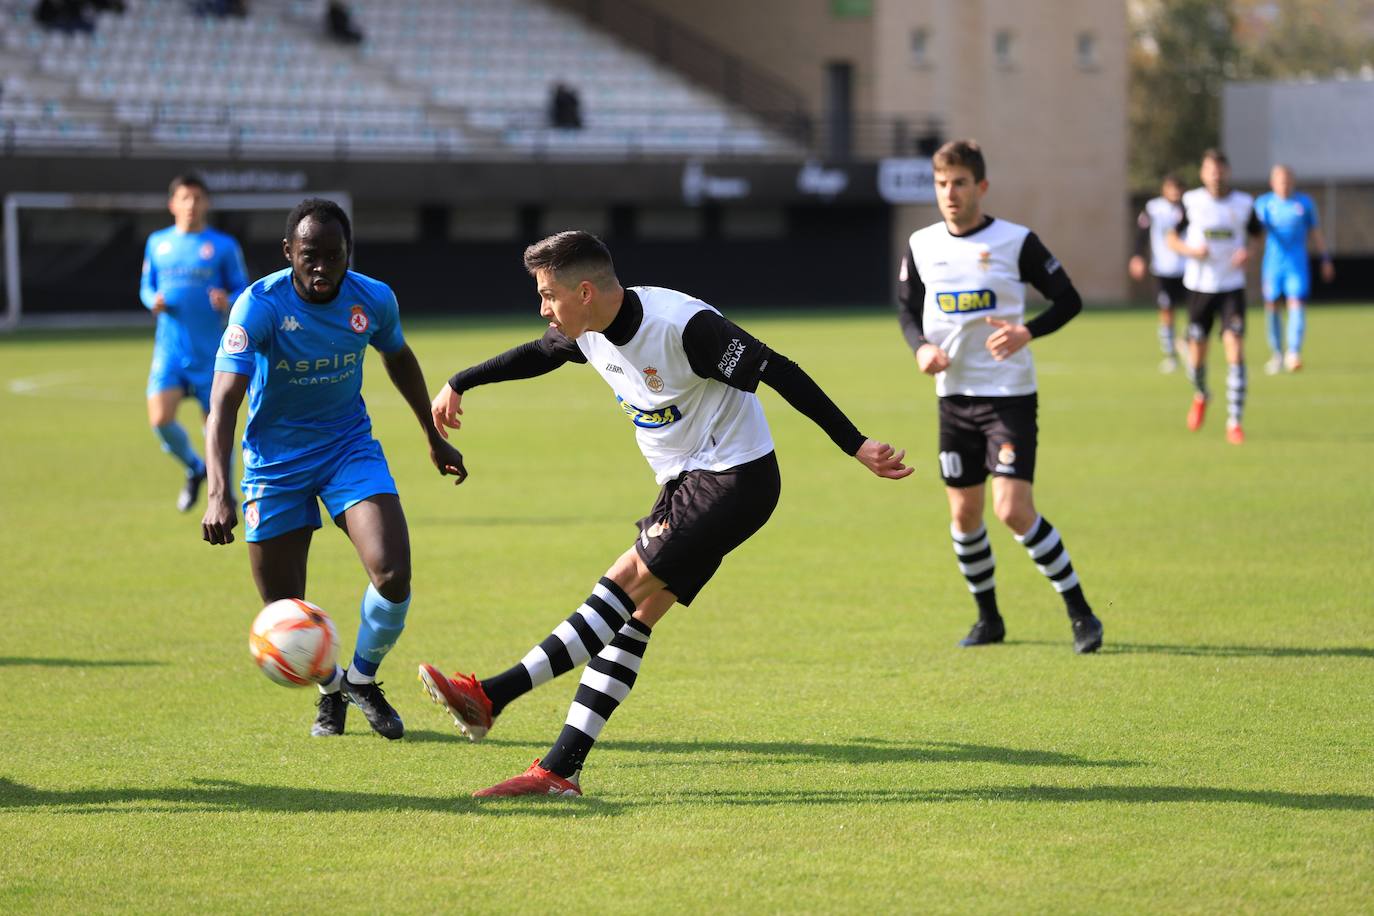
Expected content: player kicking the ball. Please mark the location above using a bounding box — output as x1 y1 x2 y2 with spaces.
419 230 911 797
897 139 1102 654
201 199 467 739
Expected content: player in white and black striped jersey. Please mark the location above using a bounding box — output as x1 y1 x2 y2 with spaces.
1167 149 1264 445
1128 174 1188 373
419 231 912 797
897 139 1103 654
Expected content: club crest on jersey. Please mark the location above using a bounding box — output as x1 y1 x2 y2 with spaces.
199 242 215 260
349 305 369 333
642 366 664 392
618 397 682 429
936 290 996 313
223 324 249 353
977 246 992 271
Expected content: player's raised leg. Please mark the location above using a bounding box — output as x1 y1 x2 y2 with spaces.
994 478 1102 653
148 386 207 511
419 549 644 741
336 493 410 740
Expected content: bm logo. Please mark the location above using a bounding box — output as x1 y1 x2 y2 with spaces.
937 289 997 314
617 397 683 429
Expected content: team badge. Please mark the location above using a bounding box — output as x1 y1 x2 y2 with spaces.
349 305 369 333
244 502 260 529
977 246 992 272
199 242 215 260
640 518 670 547
997 443 1016 470
643 366 664 392
223 324 248 353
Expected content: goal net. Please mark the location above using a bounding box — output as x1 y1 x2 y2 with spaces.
2 191 353 331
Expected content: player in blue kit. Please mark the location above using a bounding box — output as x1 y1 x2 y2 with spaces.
201 199 468 739
140 173 249 512
1254 164 1335 374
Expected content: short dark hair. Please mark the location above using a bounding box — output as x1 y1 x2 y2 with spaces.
933 139 986 182
168 172 209 197
285 198 352 251
523 230 616 282
1162 173 1183 188
1201 148 1229 168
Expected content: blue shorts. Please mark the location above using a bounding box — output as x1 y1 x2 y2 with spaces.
147 350 213 414
240 436 398 542
1263 265 1310 303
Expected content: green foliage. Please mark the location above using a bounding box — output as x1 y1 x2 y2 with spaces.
2 309 1373 912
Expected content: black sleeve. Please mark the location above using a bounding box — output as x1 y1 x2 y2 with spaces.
759 354 867 456
1174 210 1189 236
680 310 772 392
1247 208 1264 237
896 248 929 353
448 325 586 392
1017 232 1083 339
1134 208 1151 257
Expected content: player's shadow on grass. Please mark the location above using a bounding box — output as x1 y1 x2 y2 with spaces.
0 656 166 668
1100 642 1374 659
481 736 1140 769
0 777 619 817
676 784 1374 812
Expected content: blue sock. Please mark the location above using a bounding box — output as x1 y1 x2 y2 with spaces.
1265 307 1282 356
1287 305 1305 355
349 584 409 682
154 422 204 476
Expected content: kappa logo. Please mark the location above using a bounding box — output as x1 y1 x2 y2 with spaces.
280 315 302 332
223 324 249 353
349 305 369 333
156 241 173 256
642 366 664 392
605 363 624 374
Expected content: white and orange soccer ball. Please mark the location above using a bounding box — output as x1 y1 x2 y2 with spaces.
248 598 339 687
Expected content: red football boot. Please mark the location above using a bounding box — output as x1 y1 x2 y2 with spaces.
1226 423 1245 445
473 760 582 798
418 664 494 741
1186 395 1208 432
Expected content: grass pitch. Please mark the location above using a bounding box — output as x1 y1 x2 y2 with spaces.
1 305 1371 913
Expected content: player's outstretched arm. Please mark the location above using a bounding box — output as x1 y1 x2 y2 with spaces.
202 370 247 545
854 438 914 479
381 345 468 485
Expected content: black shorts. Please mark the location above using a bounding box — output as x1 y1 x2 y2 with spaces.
1187 288 1247 339
937 394 1038 488
634 451 781 606
1156 275 1187 309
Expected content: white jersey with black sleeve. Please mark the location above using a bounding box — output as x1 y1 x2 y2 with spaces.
898 217 1079 398
1139 196 1186 278
1178 188 1258 294
575 286 775 483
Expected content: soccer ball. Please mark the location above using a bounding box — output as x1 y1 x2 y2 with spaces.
249 598 339 687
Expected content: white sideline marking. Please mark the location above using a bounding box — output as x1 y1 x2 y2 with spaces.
6 371 128 401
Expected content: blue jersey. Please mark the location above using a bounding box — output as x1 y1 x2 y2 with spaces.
1255 192 1318 273
141 226 250 367
214 268 406 472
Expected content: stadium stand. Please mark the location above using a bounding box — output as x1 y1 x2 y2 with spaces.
0 0 796 159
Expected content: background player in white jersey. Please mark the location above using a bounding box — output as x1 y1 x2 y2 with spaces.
418 230 911 798
140 173 249 512
897 139 1102 654
1128 174 1188 372
1167 149 1263 445
1255 164 1335 374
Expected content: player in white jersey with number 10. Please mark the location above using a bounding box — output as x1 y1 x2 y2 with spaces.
897 139 1102 654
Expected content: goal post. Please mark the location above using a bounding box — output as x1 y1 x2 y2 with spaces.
2 191 353 332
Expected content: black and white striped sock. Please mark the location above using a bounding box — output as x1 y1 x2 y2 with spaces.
1014 515 1092 619
952 524 1000 621
1226 362 1247 426
540 617 652 778
480 577 634 716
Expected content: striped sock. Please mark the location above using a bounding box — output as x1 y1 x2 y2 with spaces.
480 577 634 716
1226 363 1247 426
1188 360 1209 400
541 617 652 778
1014 515 1092 619
951 523 999 621
1158 320 1175 358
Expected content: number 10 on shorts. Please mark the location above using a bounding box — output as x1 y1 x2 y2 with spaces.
938 451 964 479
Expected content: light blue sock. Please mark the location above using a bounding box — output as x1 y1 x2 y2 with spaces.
1264 307 1283 356
349 584 409 681
1287 305 1306 355
154 422 204 476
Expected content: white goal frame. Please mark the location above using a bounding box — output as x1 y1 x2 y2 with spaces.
2 191 353 332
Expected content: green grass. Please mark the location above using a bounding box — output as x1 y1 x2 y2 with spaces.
1 305 1372 914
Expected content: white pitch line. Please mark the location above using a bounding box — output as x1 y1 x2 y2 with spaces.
6 371 131 402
